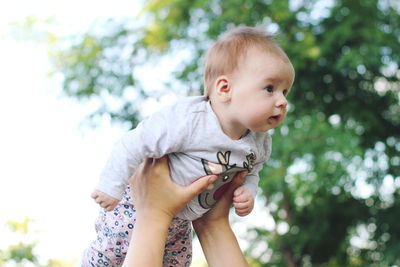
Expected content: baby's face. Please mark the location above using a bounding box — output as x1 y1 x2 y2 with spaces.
229 46 295 135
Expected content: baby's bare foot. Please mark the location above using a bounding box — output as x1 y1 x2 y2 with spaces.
91 190 120 211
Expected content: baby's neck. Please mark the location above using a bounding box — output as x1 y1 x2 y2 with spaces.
209 100 248 140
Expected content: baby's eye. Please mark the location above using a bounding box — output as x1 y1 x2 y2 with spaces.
265 85 273 92
283 89 288 96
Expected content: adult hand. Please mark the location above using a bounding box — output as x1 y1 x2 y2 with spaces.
123 156 217 267
129 156 218 221
193 170 248 227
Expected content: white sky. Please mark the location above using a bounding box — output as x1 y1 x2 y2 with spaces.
0 1 274 265
0 0 140 264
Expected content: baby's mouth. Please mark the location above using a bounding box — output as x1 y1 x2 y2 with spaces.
269 115 281 121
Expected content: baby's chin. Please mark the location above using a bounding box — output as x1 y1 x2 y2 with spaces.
250 122 281 133
251 122 285 133
250 126 273 133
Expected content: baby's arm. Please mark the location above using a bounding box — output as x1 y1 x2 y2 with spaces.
233 135 270 217
91 190 120 211
93 132 143 210
93 104 192 210
233 164 263 216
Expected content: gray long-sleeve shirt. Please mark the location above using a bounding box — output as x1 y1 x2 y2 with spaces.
96 96 272 220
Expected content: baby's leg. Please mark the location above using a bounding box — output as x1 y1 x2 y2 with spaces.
82 187 135 267
163 217 193 267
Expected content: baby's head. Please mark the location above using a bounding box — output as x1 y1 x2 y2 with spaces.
204 26 292 98
204 26 295 138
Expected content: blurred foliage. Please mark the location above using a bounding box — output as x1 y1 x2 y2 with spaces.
0 218 77 267
41 0 400 265
1 218 38 265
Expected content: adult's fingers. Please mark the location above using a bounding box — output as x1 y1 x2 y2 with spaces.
185 175 217 199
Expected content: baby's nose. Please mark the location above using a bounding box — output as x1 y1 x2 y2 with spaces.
276 95 288 108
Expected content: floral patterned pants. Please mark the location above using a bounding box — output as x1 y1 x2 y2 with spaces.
81 187 192 267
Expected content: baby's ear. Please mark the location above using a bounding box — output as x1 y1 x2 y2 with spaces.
215 75 232 102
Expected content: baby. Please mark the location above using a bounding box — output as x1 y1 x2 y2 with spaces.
83 26 295 266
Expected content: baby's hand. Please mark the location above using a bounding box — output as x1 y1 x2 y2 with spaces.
232 186 254 217
91 190 120 211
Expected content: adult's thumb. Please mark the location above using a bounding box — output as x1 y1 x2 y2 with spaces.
186 175 217 199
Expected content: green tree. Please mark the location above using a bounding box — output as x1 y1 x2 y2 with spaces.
47 0 399 265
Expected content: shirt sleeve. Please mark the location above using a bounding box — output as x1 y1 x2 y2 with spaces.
95 107 191 200
241 133 272 197
241 162 263 197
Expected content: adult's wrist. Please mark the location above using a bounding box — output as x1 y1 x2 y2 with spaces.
135 209 174 226
193 216 229 236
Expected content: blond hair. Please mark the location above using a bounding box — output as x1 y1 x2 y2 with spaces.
204 26 278 97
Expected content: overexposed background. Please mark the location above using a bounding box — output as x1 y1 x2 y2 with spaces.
0 0 135 264
0 1 274 265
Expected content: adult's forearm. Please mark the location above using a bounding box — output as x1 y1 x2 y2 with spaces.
123 214 171 267
194 219 249 267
